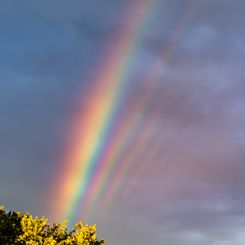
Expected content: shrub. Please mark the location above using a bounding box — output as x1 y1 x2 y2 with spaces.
0 205 104 244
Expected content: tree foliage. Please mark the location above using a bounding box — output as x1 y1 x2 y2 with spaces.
0 205 104 244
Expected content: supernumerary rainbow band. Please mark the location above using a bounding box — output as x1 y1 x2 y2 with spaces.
53 0 193 223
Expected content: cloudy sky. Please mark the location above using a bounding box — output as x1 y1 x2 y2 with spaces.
1 0 245 244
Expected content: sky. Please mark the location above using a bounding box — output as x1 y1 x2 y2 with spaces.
1 0 245 244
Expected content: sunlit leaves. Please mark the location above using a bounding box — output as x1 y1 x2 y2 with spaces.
0 205 104 244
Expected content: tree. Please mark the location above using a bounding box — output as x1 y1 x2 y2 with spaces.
0 205 104 244
0 205 23 244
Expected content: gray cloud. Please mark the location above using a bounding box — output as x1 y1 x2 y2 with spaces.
1 0 245 244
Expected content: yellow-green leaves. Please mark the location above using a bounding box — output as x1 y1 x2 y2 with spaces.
0 205 104 244
0 205 4 211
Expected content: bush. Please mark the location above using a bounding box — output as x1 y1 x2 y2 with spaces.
0 205 104 244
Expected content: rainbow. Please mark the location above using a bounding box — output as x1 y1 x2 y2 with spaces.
54 0 157 221
54 0 193 222
97 0 194 214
